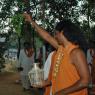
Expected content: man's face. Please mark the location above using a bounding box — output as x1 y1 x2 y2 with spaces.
54 31 63 44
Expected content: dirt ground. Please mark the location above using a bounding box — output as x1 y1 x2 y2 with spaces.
0 71 44 95
1 62 94 95
1 71 94 95
0 61 44 95
0 72 32 95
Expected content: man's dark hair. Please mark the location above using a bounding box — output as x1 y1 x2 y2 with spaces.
23 42 31 49
55 19 88 50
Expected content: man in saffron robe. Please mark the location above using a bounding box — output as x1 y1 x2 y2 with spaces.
23 13 90 95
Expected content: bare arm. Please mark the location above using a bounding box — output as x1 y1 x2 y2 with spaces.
23 13 59 49
55 48 90 95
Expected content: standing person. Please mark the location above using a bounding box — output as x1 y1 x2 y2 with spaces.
43 51 56 95
91 49 95 94
23 13 90 95
44 51 55 82
86 48 95 94
87 48 94 73
17 42 34 91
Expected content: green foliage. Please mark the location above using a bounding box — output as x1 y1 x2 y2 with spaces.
0 0 14 18
11 14 24 37
0 0 95 44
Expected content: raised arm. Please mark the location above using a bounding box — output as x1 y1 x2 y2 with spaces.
23 13 59 49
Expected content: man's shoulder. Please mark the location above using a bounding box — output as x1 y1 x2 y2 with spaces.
70 48 85 61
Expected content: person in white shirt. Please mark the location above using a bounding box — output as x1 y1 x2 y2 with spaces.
17 42 34 90
44 51 54 95
87 48 94 73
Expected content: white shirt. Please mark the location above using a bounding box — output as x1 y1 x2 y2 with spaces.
87 49 94 64
44 51 54 95
17 49 34 75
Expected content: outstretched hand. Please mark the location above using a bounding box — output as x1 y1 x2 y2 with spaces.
23 12 32 23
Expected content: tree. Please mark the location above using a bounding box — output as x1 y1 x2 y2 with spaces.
0 33 10 71
79 0 95 44
0 0 95 57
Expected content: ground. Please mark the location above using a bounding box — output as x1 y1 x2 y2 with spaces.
0 72 32 95
0 62 43 95
1 61 94 95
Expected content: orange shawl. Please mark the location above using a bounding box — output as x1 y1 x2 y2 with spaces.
52 44 88 95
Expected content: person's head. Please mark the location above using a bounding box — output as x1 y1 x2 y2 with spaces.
54 19 87 49
23 42 31 50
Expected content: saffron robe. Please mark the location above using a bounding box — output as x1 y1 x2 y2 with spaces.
45 43 88 95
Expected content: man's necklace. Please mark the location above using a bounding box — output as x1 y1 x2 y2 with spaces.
53 46 64 79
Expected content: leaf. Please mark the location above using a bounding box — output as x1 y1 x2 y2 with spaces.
11 13 24 36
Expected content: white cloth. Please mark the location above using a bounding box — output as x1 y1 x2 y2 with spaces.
44 51 54 80
44 51 54 95
20 75 30 89
87 49 94 74
16 49 34 89
87 49 94 64
17 49 34 75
